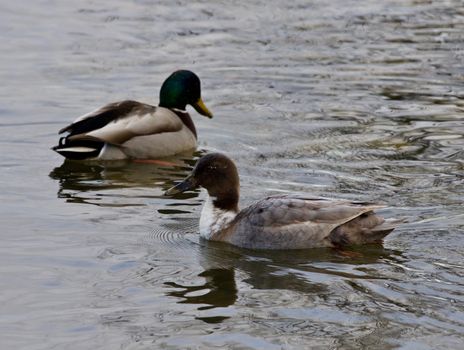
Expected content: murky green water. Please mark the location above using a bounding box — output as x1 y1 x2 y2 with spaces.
1 1 463 349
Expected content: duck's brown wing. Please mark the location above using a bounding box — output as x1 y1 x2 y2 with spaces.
221 195 389 249
59 100 183 145
59 100 147 135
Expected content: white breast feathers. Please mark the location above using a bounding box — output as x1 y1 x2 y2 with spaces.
199 195 237 240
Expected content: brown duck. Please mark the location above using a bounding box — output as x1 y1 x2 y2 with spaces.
165 153 400 250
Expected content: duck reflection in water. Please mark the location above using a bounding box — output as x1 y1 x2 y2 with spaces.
159 235 402 324
49 153 199 206
164 267 237 324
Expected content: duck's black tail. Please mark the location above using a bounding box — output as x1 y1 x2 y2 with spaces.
52 137 104 160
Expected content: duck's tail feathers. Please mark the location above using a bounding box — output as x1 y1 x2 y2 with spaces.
52 137 104 160
330 213 404 246
370 218 405 235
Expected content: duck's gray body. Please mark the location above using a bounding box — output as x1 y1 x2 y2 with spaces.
209 195 395 250
53 101 198 160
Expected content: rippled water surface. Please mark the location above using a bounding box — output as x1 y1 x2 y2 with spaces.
1 1 464 349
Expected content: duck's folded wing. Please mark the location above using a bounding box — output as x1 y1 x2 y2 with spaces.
228 196 385 249
60 100 183 145
59 100 144 134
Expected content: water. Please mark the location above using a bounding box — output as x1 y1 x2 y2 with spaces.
1 0 463 348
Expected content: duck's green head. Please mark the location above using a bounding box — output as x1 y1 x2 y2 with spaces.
159 70 213 118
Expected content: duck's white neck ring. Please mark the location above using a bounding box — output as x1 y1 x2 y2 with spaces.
171 108 187 113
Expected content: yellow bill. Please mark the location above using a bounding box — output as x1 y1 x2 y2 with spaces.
192 98 213 118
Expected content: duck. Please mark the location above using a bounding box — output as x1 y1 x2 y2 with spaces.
52 70 213 161
165 153 400 250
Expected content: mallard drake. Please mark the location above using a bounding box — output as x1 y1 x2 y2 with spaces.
165 153 400 250
52 70 213 160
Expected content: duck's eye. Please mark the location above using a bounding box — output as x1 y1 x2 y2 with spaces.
208 163 226 171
